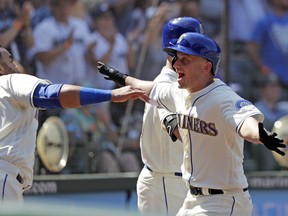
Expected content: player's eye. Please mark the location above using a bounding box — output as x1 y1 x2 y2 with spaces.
181 57 190 64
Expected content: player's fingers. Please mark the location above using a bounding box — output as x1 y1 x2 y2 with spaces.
274 148 285 156
97 61 104 70
272 132 278 138
139 94 149 103
273 138 284 143
277 138 284 143
98 61 104 66
104 77 111 80
277 143 286 148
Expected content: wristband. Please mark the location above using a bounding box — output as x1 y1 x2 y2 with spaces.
13 20 23 31
79 87 112 106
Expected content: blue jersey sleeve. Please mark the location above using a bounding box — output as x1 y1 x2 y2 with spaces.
33 83 64 109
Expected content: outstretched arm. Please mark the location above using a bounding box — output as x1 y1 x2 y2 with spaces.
98 61 181 141
239 117 286 156
97 61 154 95
59 85 148 107
33 83 147 109
125 76 155 95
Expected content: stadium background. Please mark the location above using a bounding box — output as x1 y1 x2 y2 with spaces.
4 0 288 215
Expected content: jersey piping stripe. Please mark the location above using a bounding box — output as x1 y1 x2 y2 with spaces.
1 174 8 201
187 83 227 185
158 98 173 113
162 177 169 215
229 196 236 216
235 111 261 133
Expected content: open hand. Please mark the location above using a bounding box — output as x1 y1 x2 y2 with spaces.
97 61 127 86
111 85 148 103
258 122 286 156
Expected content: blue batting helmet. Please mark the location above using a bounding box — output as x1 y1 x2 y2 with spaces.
162 17 204 53
164 32 221 75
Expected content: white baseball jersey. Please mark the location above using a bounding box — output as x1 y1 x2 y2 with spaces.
32 16 91 84
150 78 264 190
0 74 48 190
137 66 187 215
140 66 184 173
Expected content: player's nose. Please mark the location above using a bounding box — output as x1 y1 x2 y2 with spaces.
173 63 181 73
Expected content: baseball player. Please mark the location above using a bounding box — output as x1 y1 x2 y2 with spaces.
97 33 286 215
136 17 204 216
0 46 146 202
98 16 204 215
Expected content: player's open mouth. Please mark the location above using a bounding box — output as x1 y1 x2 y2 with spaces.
178 72 185 80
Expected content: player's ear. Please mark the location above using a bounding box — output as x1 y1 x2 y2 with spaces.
203 61 212 73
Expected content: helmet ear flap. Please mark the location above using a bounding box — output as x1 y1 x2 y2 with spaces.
172 55 178 67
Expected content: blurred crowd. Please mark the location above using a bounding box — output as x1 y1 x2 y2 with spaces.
2 0 288 174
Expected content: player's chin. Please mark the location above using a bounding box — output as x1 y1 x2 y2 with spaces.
177 80 185 89
177 76 185 87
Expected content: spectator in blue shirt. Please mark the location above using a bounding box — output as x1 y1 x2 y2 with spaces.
247 0 288 100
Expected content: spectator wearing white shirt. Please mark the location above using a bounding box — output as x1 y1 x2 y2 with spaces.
85 2 135 90
32 0 92 85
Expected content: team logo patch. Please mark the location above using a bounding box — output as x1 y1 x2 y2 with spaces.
235 100 253 110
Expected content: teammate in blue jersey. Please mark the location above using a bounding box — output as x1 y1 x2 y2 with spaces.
0 46 146 202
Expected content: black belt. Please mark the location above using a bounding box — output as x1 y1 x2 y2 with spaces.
145 165 182 177
16 173 23 184
190 186 248 196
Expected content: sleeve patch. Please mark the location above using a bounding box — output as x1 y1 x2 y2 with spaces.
235 99 253 110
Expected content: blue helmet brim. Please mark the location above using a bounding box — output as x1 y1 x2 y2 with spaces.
164 45 206 59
